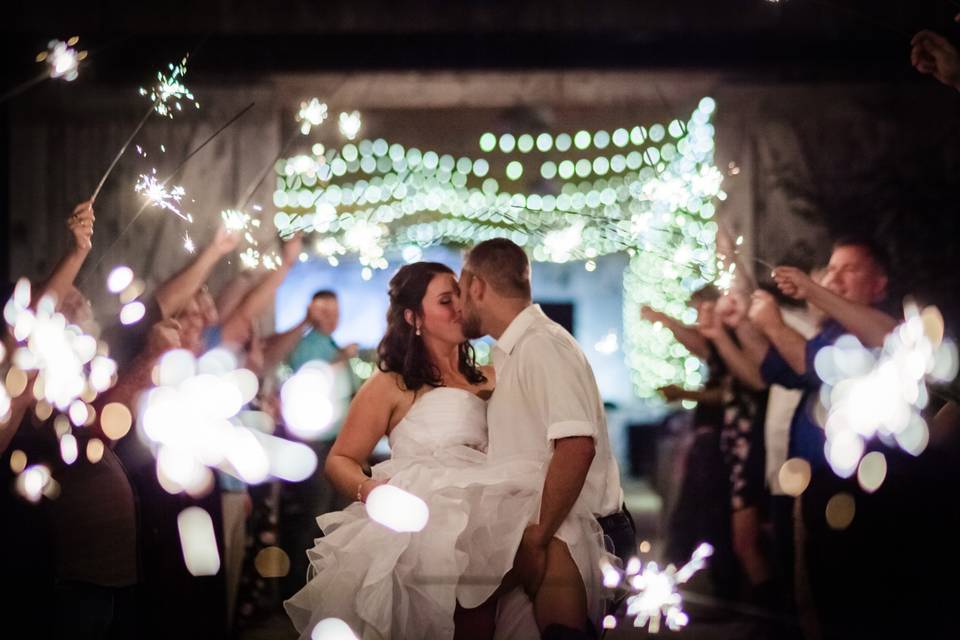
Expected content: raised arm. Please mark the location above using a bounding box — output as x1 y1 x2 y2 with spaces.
35 201 94 308
773 266 897 349
911 24 960 91
0 370 38 455
641 305 710 359
325 371 398 502
699 301 766 391
261 317 309 372
154 226 239 319
220 235 301 346
749 289 809 375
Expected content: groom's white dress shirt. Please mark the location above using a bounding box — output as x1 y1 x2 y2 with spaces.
487 304 624 518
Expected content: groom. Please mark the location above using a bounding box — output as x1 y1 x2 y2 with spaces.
459 238 636 638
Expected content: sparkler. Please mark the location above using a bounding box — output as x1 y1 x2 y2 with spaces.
815 302 957 483
601 542 714 633
297 98 328 135
90 102 256 274
90 56 198 201
2 279 117 412
38 37 86 81
178 506 221 576
365 485 430 532
338 110 362 140
138 347 319 497
0 37 87 104
135 170 191 221
310 618 360 640
280 361 337 440
139 57 199 118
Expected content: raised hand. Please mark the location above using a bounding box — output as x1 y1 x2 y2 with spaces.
147 318 183 356
640 305 667 324
697 301 724 340
658 384 685 403
280 233 303 267
911 28 960 90
717 290 748 328
212 224 241 256
772 266 814 300
66 200 94 252
748 290 784 334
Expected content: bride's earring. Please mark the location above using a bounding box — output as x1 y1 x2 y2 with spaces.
415 326 421 336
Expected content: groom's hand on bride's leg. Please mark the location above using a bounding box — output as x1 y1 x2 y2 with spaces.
515 525 549 598
533 538 591 637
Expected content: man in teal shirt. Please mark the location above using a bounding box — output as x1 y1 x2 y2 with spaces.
281 289 360 599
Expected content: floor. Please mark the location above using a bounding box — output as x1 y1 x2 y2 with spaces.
237 477 793 639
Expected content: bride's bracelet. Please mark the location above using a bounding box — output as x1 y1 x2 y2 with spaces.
356 479 369 503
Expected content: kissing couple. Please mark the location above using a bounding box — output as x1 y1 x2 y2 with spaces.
286 238 636 639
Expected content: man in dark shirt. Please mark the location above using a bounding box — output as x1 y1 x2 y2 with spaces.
750 238 896 473
748 237 899 639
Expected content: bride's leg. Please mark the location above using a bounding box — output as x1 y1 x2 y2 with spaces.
453 569 519 640
532 538 589 635
454 598 497 640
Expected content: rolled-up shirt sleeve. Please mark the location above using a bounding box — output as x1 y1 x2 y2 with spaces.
518 333 600 443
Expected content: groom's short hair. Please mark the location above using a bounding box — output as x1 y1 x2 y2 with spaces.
465 238 532 300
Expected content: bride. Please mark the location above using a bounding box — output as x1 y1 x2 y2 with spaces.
284 262 609 639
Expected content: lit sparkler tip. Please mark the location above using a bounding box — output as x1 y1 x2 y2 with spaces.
38 38 86 82
338 110 362 140
141 57 198 118
183 232 196 253
604 542 712 633
297 98 328 135
135 172 190 220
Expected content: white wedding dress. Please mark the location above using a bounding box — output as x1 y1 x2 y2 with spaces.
284 386 610 640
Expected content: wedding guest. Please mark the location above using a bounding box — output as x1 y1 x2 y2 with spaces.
641 286 740 599
749 237 897 639
279 289 360 600
911 14 960 91
698 293 775 608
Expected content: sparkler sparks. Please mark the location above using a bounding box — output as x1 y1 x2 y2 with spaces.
601 542 714 633
183 231 196 254
338 110 362 140
139 347 319 497
3 279 117 411
815 303 957 482
298 98 328 135
134 171 191 221
365 485 430 532
36 37 86 81
139 57 199 118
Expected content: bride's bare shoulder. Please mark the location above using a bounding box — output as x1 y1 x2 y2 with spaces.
361 368 407 398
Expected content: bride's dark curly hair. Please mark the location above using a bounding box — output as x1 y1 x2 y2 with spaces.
377 262 486 392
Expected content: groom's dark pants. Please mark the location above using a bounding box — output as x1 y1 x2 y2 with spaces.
598 503 638 563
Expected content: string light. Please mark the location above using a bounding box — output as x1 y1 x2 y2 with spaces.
275 97 723 395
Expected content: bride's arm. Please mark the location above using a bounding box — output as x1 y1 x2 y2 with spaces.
325 371 398 502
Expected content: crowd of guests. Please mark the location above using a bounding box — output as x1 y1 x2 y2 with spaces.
0 206 359 639
649 236 960 639
1 17 960 640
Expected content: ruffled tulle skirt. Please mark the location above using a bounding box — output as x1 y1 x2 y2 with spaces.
284 446 610 640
